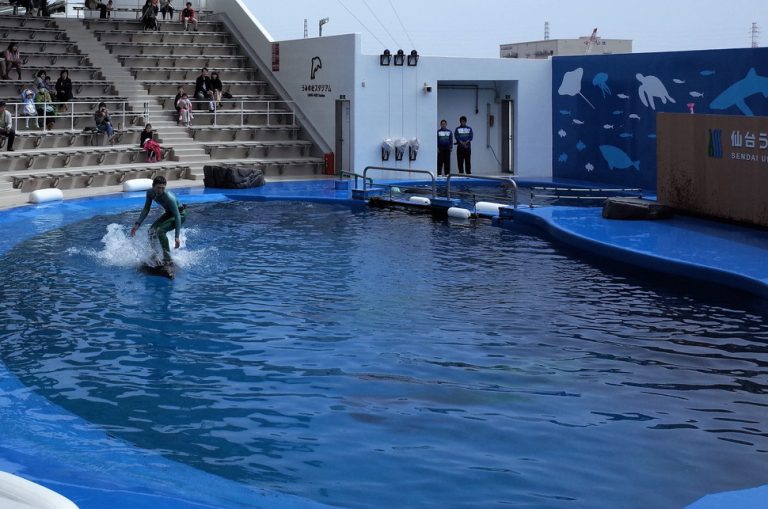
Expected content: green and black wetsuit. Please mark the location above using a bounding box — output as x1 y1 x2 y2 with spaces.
135 189 187 262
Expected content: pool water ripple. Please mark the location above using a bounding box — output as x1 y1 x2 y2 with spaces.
1 201 767 508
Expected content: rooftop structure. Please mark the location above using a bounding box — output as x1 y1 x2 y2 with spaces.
500 36 632 59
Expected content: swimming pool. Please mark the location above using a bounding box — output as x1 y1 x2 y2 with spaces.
1 192 767 509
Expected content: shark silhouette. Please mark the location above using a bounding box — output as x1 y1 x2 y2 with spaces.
709 68 768 116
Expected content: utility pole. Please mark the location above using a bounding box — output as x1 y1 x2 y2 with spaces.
751 22 760 48
304 19 308 39
544 21 549 40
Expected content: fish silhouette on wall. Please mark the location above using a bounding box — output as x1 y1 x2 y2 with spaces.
709 68 768 116
599 145 640 170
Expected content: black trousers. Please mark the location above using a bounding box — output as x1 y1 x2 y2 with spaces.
0 128 16 151
437 148 451 176
457 145 471 174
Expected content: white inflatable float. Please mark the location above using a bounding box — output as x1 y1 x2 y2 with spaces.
408 196 431 206
0 471 79 509
122 178 154 192
474 201 506 216
28 189 63 204
447 207 472 219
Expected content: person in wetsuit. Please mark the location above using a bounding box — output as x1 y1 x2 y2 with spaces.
130 176 187 264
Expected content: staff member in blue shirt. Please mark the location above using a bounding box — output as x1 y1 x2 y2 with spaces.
454 116 473 174
436 119 453 176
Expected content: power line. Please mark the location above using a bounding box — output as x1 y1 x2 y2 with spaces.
387 0 416 49
336 0 388 48
360 0 400 48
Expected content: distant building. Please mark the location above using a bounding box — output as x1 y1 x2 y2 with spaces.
500 37 632 59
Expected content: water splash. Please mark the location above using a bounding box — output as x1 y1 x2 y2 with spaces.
66 223 215 269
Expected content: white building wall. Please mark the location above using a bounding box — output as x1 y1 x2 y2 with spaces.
208 0 553 180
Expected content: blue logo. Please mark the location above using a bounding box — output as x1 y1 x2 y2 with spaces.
708 128 723 158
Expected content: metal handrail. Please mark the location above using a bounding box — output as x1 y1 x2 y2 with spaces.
338 170 374 188
446 173 518 209
362 166 436 198
6 100 135 132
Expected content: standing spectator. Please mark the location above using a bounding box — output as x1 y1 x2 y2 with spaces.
454 115 473 175
94 102 115 142
106 0 113 18
55 70 74 111
0 102 16 151
176 92 193 127
180 2 198 32
210 70 223 108
85 0 108 19
3 42 22 81
140 123 162 162
194 67 214 111
436 119 453 177
159 0 174 20
35 87 55 130
21 88 37 128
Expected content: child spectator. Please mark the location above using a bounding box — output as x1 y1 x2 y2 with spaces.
210 70 223 108
55 70 73 111
3 42 22 80
176 92 193 127
0 102 16 151
181 2 197 32
140 123 162 162
34 87 55 130
21 88 36 128
34 70 50 93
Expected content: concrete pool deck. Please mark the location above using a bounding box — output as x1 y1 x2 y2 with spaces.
0 177 767 508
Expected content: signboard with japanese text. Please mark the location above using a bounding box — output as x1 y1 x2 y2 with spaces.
657 112 768 227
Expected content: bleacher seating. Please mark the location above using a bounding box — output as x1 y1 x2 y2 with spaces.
0 7 325 197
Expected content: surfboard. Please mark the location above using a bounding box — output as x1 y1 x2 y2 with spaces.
140 260 176 279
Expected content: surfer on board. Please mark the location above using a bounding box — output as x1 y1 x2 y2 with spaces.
130 176 187 265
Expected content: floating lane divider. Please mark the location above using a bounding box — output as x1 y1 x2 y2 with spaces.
29 188 64 204
0 471 79 509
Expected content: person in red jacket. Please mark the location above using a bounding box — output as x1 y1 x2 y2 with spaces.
180 2 197 31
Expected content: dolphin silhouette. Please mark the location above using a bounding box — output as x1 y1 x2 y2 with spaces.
310 56 322 80
709 68 768 116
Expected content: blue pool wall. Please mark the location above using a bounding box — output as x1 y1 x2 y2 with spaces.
551 47 768 190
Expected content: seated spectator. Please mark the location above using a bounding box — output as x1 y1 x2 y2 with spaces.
173 85 185 122
210 71 223 107
20 88 37 128
141 0 159 31
106 0 113 18
34 70 50 93
94 102 115 142
194 67 215 111
55 70 74 111
176 93 193 127
3 42 22 81
159 0 174 20
85 0 108 19
180 2 198 32
140 123 162 162
35 87 56 130
0 102 16 151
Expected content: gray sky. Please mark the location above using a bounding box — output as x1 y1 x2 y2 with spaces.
243 0 765 57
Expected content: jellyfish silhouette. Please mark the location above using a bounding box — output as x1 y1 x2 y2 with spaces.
558 68 595 109
592 72 611 97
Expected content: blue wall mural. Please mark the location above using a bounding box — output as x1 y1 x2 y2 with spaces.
551 48 768 190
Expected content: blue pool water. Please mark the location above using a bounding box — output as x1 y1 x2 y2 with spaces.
1 199 768 508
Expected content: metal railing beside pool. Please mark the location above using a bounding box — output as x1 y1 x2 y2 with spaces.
446 173 518 209
362 166 437 199
528 186 643 208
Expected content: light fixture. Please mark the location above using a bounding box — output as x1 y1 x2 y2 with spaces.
407 50 419 66
379 49 391 66
319 17 329 37
393 49 405 66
